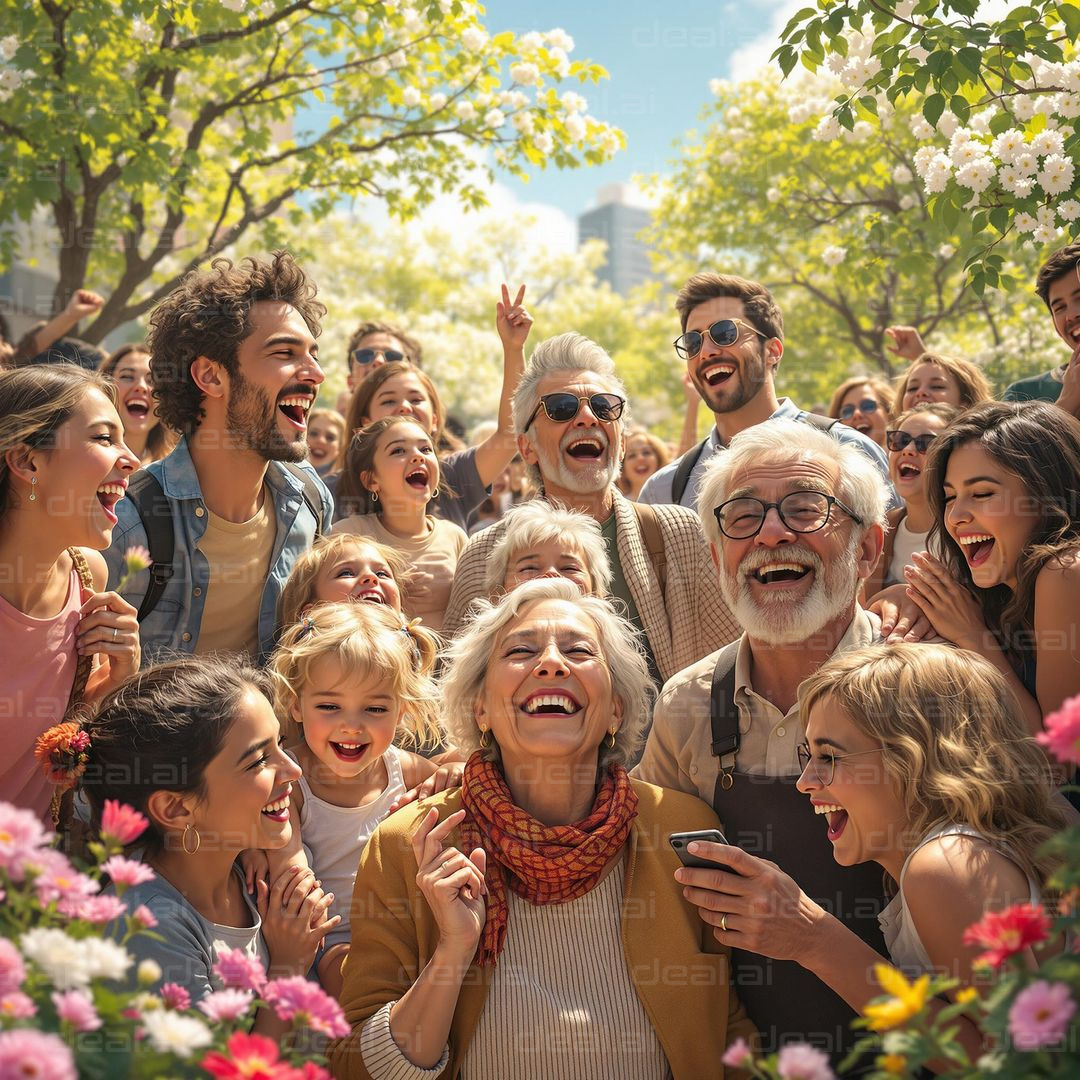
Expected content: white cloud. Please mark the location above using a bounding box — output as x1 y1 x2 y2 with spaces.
728 0 805 83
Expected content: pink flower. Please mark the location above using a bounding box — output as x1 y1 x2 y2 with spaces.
962 903 1052 968
1038 694 1080 766
264 976 350 1038
0 992 36 1019
212 947 267 994
1009 979 1077 1050
288 1065 331 1080
722 1037 753 1068
52 990 102 1033
0 940 26 996
131 904 158 929
159 983 191 1011
58 893 128 924
777 1042 836 1080
198 988 255 1023
0 803 51 880
101 855 155 888
202 1031 288 1079
100 800 148 846
0 1029 76 1080
33 852 97 907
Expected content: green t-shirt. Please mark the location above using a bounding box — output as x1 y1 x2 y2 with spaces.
1003 369 1063 404
599 512 662 687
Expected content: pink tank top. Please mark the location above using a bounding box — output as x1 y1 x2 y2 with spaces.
0 563 85 819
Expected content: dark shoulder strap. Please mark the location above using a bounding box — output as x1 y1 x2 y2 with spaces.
709 648 740 810
126 470 175 623
283 463 325 537
798 412 841 433
632 501 667 595
64 548 95 712
671 437 709 505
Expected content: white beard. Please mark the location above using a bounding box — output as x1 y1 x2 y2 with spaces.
535 425 620 495
719 541 860 646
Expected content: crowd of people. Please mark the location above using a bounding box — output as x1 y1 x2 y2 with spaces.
3 239 1080 1076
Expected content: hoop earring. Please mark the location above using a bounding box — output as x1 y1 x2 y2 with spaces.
370 491 379 503
606 729 617 749
431 487 439 499
28 477 37 503
479 728 491 749
182 823 201 855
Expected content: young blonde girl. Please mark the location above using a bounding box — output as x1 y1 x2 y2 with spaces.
798 642 1067 987
278 533 407 629
333 416 467 632
266 601 443 996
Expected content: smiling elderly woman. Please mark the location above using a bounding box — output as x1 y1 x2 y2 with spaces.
330 578 754 1079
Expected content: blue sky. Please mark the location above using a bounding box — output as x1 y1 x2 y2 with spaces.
483 0 789 217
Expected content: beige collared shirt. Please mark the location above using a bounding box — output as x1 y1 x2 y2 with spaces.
633 608 881 806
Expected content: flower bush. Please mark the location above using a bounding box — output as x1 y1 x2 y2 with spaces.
0 800 343 1077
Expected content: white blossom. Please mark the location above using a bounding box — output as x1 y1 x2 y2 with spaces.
788 102 815 124
0 35 17 61
259 0 275 13
565 113 586 142
1013 151 1038 177
1058 199 1080 222
923 154 952 194
428 92 447 111
822 245 847 267
709 78 729 97
1031 129 1065 158
892 164 913 184
1038 154 1075 195
548 46 571 77
936 109 959 136
899 194 917 210
534 131 554 154
766 187 782 203
400 86 420 107
518 31 543 51
1037 205 1056 225
21 929 88 989
460 27 487 52
401 7 425 34
474 92 491 109
718 149 738 166
999 166 1035 198
141 1012 213 1059
510 61 540 86
369 57 390 77
81 939 133 983
545 28 574 52
908 44 929 62
561 91 587 114
131 18 156 43
955 157 996 193
483 107 505 129
950 141 982 167
813 115 841 142
970 107 996 134
1013 95 1038 120
910 116 934 140
848 120 873 142
599 128 621 156
895 0 916 17
826 51 848 75
1014 211 1038 233
938 243 956 259
913 145 938 177
221 0 247 10
512 111 534 135
1034 223 1059 244
453 100 476 121
1055 93 1080 119
388 50 407 69
990 130 1026 166
0 68 24 98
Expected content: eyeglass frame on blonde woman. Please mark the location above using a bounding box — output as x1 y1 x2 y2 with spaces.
796 741 886 786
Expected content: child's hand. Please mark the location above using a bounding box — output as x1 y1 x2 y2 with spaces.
240 849 270 894
258 866 340 978
389 763 465 813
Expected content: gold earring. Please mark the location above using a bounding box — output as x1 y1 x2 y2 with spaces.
371 490 379 503
182 823 201 855
479 728 491 749
431 487 439 499
606 729 617 749
28 477 37 502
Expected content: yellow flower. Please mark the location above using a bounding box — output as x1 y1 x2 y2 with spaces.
863 964 932 1032
877 1053 908 1075
956 987 978 1005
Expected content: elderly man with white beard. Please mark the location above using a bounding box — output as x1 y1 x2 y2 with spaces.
633 418 890 1067
444 332 740 688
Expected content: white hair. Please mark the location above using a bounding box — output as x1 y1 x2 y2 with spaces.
696 419 890 550
484 502 613 597
439 578 654 770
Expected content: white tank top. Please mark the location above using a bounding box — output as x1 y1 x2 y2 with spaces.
297 746 406 949
878 822 1040 975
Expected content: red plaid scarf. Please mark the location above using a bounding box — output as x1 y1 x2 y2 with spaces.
459 752 639 967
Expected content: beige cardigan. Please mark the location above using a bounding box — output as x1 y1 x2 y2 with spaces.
330 781 756 1079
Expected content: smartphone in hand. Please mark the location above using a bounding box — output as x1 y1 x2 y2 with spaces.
669 829 729 870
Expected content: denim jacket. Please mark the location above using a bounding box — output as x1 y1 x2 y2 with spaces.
104 437 333 664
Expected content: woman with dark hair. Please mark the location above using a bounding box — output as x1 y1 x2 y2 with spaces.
0 365 140 819
904 400 1080 734
99 343 174 464
79 656 337 1025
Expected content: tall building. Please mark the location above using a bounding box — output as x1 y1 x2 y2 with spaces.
577 184 653 295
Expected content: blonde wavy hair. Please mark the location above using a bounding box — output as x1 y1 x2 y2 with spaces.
270 600 442 751
278 533 408 629
800 642 1067 889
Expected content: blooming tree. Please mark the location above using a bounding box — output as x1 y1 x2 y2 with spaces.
0 1 621 341
774 0 1080 293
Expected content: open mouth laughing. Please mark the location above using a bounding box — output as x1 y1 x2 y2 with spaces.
957 532 995 567
812 801 848 842
124 394 152 421
896 460 922 482
520 691 582 716
96 481 127 525
277 394 314 430
405 467 430 491
262 784 292 822
329 739 370 763
565 436 604 460
700 361 736 387
748 560 813 586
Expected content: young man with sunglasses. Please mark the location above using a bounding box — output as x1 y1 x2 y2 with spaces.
640 273 893 508
442 331 741 692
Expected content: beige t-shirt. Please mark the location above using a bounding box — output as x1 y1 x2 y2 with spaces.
195 490 277 659
333 514 466 632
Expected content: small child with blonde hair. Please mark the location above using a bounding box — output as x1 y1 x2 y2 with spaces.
262 601 442 996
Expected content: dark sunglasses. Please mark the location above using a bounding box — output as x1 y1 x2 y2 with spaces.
839 398 880 420
351 347 406 367
885 430 937 454
524 392 626 430
673 318 767 360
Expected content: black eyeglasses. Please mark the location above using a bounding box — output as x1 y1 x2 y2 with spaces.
839 398 880 420
713 491 864 539
352 347 406 367
524 393 626 430
796 742 885 785
673 318 768 360
885 430 937 454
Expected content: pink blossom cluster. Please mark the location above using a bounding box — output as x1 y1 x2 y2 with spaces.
264 976 350 1039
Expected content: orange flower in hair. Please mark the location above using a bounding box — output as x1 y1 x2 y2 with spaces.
34 722 91 792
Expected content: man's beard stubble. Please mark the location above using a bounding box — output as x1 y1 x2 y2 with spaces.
226 372 309 464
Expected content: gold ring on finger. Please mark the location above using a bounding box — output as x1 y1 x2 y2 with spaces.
720 913 727 932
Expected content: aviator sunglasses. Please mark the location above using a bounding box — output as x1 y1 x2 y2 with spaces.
524 393 626 430
673 318 768 360
839 398 881 420
352 347 407 367
885 430 937 454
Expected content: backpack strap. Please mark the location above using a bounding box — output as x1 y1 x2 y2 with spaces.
798 412 841 434
283 463 325 537
632 501 667 595
670 437 709 506
125 471 175 623
709 649 740 810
